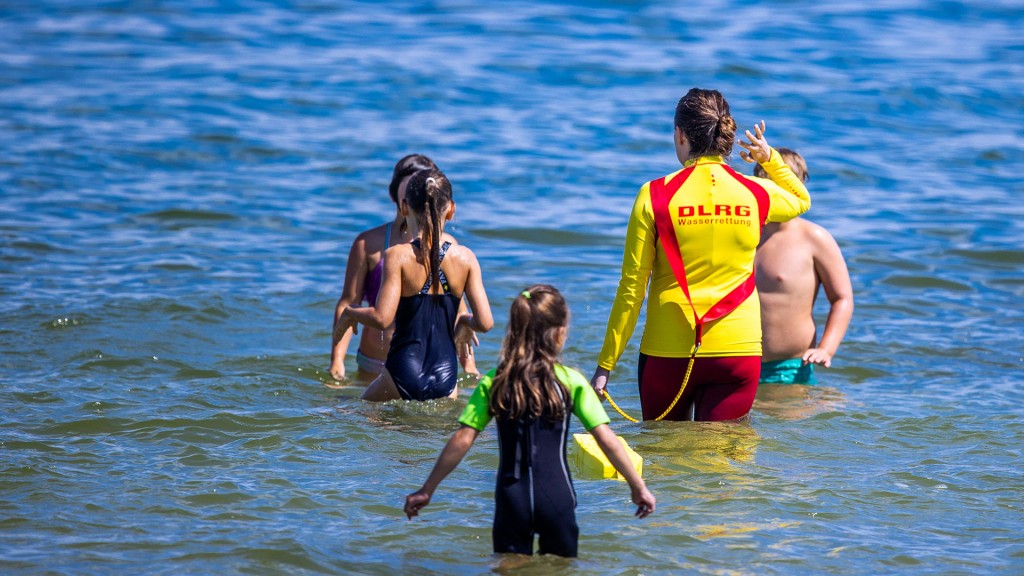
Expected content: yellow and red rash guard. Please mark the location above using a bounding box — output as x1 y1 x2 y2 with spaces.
598 150 810 369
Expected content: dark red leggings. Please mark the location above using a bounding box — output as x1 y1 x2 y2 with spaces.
638 354 760 421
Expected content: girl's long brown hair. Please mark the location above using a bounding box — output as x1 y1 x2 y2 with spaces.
489 285 571 422
404 169 451 293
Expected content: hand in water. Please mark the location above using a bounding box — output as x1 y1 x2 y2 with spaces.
330 365 346 381
802 347 833 368
404 489 432 519
632 486 656 519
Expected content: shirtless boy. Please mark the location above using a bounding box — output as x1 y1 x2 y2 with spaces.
754 149 853 384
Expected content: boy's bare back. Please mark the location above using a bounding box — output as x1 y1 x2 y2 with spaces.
754 148 853 370
757 219 840 362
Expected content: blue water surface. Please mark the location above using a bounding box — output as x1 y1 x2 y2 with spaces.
1 1 1023 574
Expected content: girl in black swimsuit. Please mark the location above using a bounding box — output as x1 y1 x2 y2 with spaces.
337 169 493 401
385 238 459 400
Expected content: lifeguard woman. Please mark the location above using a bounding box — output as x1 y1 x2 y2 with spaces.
590 88 810 421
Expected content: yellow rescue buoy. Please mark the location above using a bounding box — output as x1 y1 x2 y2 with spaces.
570 433 643 481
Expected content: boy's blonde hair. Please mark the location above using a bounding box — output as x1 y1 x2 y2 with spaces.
754 147 808 183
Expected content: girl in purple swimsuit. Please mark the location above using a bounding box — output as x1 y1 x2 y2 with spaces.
330 155 479 382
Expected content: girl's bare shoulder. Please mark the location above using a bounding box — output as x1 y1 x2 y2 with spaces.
444 241 478 264
354 223 391 252
385 241 419 262
431 233 474 264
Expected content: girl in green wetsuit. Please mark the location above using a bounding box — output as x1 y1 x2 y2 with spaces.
404 285 655 557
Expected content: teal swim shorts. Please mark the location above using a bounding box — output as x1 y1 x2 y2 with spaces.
760 358 817 385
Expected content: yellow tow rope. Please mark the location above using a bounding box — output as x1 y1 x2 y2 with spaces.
602 344 700 423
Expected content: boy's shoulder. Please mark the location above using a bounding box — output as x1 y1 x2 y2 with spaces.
776 217 833 243
795 217 829 234
783 219 846 265
795 218 842 248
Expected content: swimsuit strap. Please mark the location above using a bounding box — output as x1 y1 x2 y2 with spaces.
384 221 392 248
412 240 452 295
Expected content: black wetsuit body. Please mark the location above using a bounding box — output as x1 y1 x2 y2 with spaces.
385 240 459 401
492 386 578 557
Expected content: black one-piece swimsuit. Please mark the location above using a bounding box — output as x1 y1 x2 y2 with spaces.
385 240 459 401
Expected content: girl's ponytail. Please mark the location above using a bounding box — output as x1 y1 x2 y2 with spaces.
426 191 443 292
404 169 453 292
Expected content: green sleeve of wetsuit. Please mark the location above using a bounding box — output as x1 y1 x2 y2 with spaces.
457 368 496 431
557 365 611 431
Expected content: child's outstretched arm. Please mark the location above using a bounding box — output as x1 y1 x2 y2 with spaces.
589 424 656 518
404 425 480 519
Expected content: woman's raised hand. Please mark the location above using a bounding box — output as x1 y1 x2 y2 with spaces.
738 120 772 164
